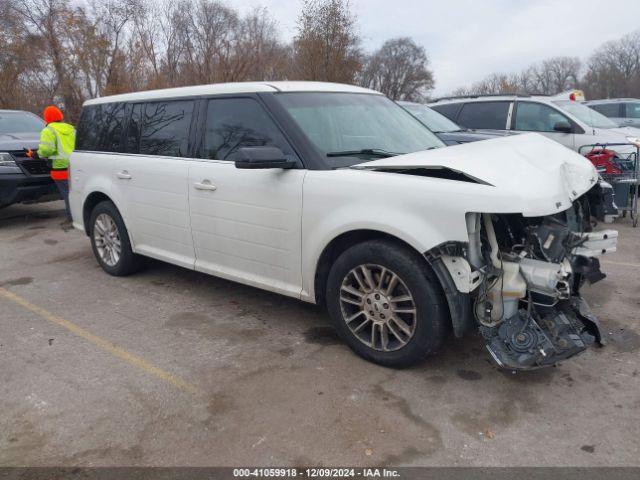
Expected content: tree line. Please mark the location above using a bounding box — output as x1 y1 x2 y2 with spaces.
1 0 639 123
450 31 640 99
0 0 433 121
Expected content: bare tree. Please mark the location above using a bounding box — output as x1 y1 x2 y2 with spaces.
583 31 640 98
359 37 434 101
292 0 361 83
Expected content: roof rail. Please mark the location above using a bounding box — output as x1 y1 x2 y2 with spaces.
431 92 536 102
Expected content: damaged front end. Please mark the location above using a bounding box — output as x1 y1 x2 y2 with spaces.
428 190 617 370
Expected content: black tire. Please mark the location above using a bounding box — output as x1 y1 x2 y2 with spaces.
326 239 448 368
89 200 143 276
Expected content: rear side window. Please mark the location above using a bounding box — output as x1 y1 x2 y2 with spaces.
457 102 510 130
625 103 640 119
76 102 126 152
590 103 620 118
201 97 295 161
514 102 570 132
140 100 194 157
431 103 461 121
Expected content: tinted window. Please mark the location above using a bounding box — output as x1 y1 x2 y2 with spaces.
515 102 570 132
76 103 125 151
202 97 295 161
76 105 101 151
625 103 640 119
457 102 510 130
125 103 143 153
101 103 126 151
590 103 620 118
431 103 461 121
140 101 193 157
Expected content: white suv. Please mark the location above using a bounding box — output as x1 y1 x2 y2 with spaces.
70 81 617 370
430 94 640 159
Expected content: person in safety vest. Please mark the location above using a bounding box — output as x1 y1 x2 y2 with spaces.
37 105 75 222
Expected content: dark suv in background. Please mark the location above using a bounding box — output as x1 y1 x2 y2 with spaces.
0 110 58 208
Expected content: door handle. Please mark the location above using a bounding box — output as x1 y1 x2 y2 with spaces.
116 170 132 180
194 180 217 191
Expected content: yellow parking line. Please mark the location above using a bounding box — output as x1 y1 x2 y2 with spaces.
0 287 200 395
602 260 640 268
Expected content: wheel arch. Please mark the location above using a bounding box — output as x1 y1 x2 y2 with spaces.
82 191 115 236
313 229 444 305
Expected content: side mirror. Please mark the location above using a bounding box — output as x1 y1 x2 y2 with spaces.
233 146 297 169
553 121 573 134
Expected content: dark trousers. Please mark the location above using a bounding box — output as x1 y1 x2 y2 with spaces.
54 179 71 220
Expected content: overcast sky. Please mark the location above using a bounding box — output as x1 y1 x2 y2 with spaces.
231 0 640 95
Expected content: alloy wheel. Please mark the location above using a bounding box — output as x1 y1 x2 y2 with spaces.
93 213 121 267
339 264 417 351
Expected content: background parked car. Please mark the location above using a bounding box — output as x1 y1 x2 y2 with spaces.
429 94 640 159
585 98 640 128
0 110 58 208
398 101 508 145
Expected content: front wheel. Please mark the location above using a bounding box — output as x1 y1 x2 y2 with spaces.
325 239 448 368
89 201 143 276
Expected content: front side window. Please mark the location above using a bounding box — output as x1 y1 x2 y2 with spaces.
625 103 640 119
202 97 296 161
140 100 194 157
276 92 443 167
515 102 571 132
553 100 618 129
590 103 620 118
457 102 511 130
430 103 461 122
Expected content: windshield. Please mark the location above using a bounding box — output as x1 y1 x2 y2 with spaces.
553 101 618 129
275 92 444 167
402 103 461 133
0 111 44 135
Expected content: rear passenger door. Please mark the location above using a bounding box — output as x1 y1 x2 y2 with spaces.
512 101 575 149
455 101 512 133
114 100 196 269
188 96 305 298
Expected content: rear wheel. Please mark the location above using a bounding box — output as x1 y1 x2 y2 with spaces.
326 239 448 367
89 201 143 276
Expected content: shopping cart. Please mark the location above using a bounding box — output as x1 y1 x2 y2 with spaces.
579 143 639 227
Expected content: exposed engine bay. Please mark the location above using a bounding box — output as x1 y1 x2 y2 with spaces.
430 185 618 370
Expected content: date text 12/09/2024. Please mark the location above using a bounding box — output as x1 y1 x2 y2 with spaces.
233 468 401 478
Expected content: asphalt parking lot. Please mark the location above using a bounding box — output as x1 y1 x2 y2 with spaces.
1 200 639 467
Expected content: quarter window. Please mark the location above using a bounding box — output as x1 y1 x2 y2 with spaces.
457 102 510 130
201 97 295 161
140 101 194 157
515 102 571 132
76 103 126 152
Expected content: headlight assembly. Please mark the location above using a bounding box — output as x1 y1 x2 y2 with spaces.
0 152 21 173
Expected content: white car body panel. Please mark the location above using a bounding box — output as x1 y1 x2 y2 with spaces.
188 160 305 298
300 134 597 302
113 155 195 269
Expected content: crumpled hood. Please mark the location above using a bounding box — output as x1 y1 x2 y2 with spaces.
352 133 598 217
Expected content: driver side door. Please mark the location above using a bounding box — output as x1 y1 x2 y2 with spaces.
188 96 306 298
